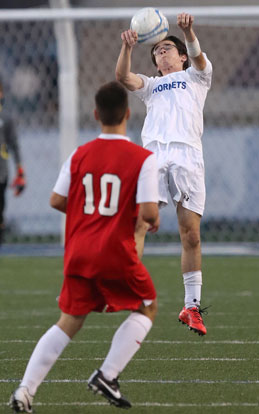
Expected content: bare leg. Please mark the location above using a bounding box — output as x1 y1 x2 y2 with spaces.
177 202 203 309
57 312 86 338
177 202 201 274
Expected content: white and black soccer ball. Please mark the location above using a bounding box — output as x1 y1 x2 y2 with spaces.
130 7 169 45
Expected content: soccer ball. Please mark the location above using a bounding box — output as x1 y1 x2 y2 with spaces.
130 7 169 45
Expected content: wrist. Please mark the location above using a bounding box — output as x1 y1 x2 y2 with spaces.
185 37 201 58
124 43 133 54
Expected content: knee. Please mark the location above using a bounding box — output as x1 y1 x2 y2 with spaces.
150 299 158 319
149 298 158 317
73 316 85 332
57 313 86 339
181 228 200 250
138 298 158 322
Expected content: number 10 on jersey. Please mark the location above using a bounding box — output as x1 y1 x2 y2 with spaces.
82 173 121 217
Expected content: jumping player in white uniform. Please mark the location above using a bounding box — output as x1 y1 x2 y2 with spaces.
116 13 212 335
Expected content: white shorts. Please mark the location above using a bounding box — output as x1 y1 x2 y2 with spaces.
145 141 206 216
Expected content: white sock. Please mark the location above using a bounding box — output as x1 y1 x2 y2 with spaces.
183 271 202 308
20 325 70 395
100 312 152 381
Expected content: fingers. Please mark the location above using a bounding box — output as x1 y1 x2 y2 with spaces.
14 185 25 196
11 175 26 196
121 29 138 47
147 217 160 233
177 13 194 29
148 224 159 233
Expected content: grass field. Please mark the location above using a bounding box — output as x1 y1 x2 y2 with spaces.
1 255 259 413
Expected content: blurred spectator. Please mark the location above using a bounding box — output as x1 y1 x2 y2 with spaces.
0 80 26 244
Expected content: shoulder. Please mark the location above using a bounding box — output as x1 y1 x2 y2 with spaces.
127 141 153 162
68 141 97 172
136 74 155 85
130 74 157 98
185 54 212 89
73 139 98 156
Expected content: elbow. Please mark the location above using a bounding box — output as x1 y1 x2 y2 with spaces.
115 66 131 86
141 205 159 225
49 192 67 213
139 203 160 231
142 213 158 225
115 70 126 85
115 70 121 82
49 195 58 210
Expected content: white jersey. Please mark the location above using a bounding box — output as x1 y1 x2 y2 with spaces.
131 53 212 151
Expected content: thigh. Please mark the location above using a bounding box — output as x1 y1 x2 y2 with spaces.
97 263 156 313
168 143 205 216
58 275 106 316
145 141 169 207
59 266 157 316
137 298 158 322
57 312 87 338
177 202 201 233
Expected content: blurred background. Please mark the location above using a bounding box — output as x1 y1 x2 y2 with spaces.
1 0 259 246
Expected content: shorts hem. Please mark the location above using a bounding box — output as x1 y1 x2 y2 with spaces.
173 197 204 216
158 200 168 209
182 201 204 216
59 301 104 316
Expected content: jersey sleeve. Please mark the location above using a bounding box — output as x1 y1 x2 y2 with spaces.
187 53 213 89
130 74 155 103
136 153 159 203
53 150 76 196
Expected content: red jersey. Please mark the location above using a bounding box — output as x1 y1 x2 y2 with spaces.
64 138 152 279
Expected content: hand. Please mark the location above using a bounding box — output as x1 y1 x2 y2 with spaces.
121 29 138 48
177 13 194 34
147 216 160 234
11 166 26 196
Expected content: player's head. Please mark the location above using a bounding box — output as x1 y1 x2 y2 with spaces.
95 81 129 126
151 35 189 76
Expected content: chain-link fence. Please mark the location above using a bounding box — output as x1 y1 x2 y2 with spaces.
1 9 259 242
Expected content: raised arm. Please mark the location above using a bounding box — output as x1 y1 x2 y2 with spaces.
177 13 207 71
115 30 144 91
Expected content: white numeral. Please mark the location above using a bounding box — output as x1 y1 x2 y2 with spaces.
83 173 121 216
82 173 95 214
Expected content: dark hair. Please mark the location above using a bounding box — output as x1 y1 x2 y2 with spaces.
151 35 190 75
95 81 128 126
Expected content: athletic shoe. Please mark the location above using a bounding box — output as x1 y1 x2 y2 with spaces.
9 386 33 413
179 306 207 336
88 369 131 409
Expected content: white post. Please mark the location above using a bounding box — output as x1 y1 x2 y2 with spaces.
49 0 78 244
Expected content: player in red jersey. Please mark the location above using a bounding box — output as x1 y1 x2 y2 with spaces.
9 81 159 412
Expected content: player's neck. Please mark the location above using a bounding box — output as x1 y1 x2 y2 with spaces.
161 67 182 76
101 124 127 136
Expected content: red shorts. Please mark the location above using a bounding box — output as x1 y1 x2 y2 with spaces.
58 262 156 315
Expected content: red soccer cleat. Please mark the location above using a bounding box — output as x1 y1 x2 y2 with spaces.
179 306 207 336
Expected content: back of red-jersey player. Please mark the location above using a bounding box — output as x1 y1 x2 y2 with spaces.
10 82 159 412
64 137 153 278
